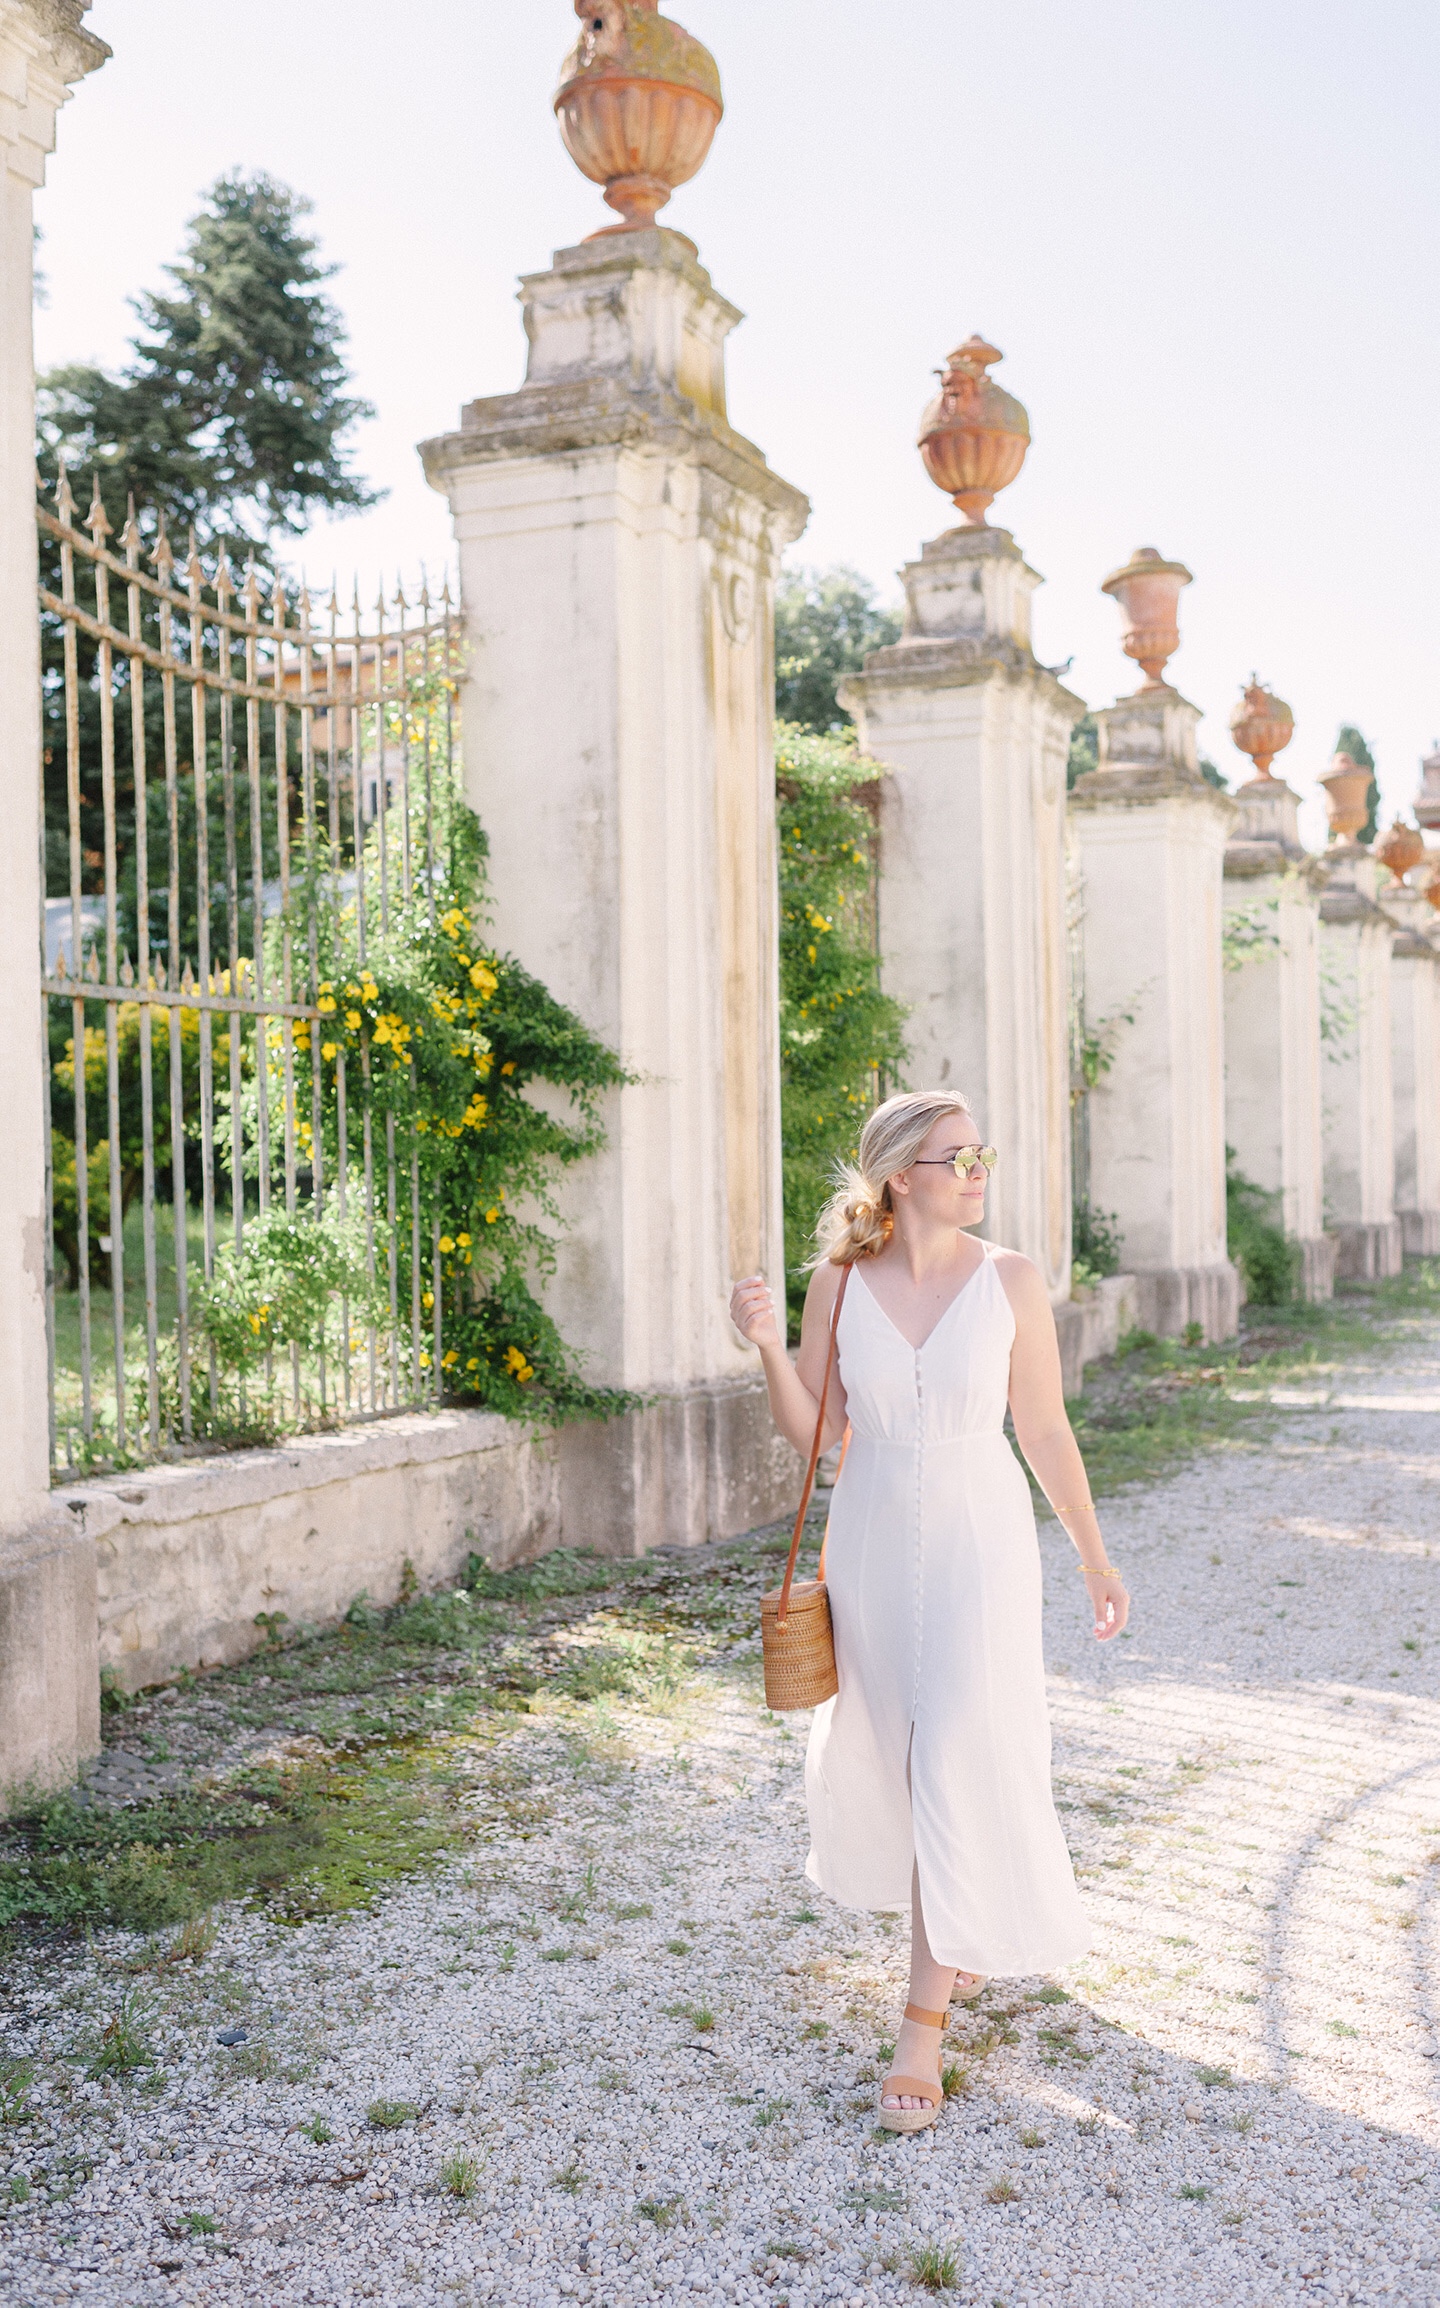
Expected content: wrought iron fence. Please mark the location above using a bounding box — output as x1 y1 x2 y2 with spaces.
39 468 462 1475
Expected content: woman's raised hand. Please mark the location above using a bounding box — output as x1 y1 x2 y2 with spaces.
729 1273 782 1351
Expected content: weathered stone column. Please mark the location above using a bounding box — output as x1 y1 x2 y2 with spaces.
1315 755 1402 1278
839 341 1082 1302
1374 819 1440 1255
421 11 807 1549
1069 551 1240 1340
1221 683 1334 1300
0 0 106 1803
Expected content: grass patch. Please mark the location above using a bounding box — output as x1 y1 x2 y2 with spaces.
367 2098 418 2130
1057 1270 1440 1497
0 2057 34 2125
984 2175 1019 2204
909 2241 961 2290
637 2194 683 2229
440 2149 480 2198
0 1531 786 1943
84 1992 154 2081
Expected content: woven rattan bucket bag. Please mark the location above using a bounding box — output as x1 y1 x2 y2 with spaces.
760 1263 852 1712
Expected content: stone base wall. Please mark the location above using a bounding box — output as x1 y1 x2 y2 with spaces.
55 1379 798 1701
1333 1220 1404 1281
1297 1234 1338 1303
1400 1209 1440 1257
1053 1275 1139 1397
1130 1262 1241 1344
0 1516 99 1808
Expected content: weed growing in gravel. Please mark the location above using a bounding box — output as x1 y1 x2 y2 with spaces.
166 1910 218 1964
0 2056 33 2124
637 2195 683 2228
754 2098 791 2128
179 2211 217 2236
1328 2020 1359 2038
1076 2114 1101 2136
5 2174 30 2205
984 2176 1019 2204
940 2060 969 2099
845 2185 905 2213
1196 2064 1234 2088
909 2241 961 2290
1019 2128 1045 2148
1178 2182 1210 2202
367 2098 418 2130
615 1901 652 1920
551 2162 584 2194
298 2113 333 2144
84 1994 153 2080
440 2151 480 2199
801 2020 830 2039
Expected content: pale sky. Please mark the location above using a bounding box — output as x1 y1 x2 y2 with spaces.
36 1 1440 849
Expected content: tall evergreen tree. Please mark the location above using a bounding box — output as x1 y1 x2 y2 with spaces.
36 174 379 918
37 170 378 546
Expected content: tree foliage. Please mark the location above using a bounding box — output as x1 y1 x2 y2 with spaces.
776 723 908 1331
774 565 901 733
36 171 377 548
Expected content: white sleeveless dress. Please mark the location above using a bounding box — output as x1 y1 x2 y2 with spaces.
804 1242 1089 1976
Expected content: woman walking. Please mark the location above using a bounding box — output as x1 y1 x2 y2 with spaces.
730 1090 1127 2133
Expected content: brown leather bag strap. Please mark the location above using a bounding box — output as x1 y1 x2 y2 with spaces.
777 1262 852 1627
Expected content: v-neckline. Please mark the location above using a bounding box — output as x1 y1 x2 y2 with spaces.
851 1248 991 1355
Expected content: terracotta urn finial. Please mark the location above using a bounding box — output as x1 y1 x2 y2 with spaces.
1228 675 1294 782
1374 819 1426 883
1415 740 1440 832
1318 750 1373 845
916 338 1031 526
554 0 723 237
1100 547 1193 689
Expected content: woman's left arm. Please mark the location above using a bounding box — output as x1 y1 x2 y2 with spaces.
994 1251 1129 1642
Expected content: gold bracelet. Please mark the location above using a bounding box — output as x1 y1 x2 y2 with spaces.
1053 1501 1095 1515
1077 1561 1122 1578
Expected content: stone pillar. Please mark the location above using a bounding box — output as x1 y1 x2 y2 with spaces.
0 0 106 1803
421 226 808 1551
839 529 1081 1296
1069 553 1239 1341
1222 772 1335 1300
1378 876 1440 1255
1318 844 1402 1277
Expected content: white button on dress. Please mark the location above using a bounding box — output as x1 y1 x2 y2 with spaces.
804 1243 1090 1977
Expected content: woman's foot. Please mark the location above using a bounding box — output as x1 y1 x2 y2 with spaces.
950 1970 985 2002
877 2002 946 2131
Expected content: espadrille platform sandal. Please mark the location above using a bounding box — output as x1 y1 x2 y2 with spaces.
876 2002 948 2135
950 1971 986 2003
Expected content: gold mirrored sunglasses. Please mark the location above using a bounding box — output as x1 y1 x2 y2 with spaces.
912 1146 998 1180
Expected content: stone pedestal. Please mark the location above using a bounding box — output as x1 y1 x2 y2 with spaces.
1069 689 1240 1340
421 228 808 1549
1319 847 1402 1278
0 0 106 1805
837 526 1083 1299
1378 881 1440 1256
1222 776 1335 1299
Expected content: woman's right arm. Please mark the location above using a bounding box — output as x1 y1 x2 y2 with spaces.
728 1263 849 1458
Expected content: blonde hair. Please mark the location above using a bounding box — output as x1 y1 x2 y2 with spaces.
811 1090 975 1267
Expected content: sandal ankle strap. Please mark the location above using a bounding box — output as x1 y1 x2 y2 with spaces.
903 2001 947 2028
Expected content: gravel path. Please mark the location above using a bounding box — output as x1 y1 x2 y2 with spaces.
4 1323 1440 2307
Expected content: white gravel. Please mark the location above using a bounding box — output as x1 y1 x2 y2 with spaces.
3 1318 1440 2308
